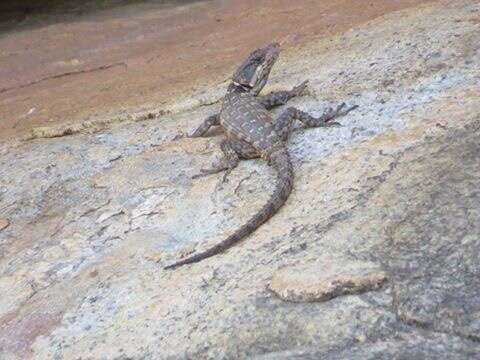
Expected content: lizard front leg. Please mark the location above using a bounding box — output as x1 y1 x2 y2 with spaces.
273 103 358 141
259 80 309 109
190 114 220 138
192 138 240 180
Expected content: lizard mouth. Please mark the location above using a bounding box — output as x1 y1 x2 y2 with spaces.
248 67 262 87
248 43 280 88
252 44 280 83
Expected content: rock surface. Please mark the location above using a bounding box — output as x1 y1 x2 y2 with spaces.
1 0 480 359
269 260 387 302
257 331 480 360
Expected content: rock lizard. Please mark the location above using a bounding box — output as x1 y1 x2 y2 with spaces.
164 43 357 269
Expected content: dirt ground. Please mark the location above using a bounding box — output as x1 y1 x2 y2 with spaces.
0 0 427 139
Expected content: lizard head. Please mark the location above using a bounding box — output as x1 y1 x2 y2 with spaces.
232 42 280 95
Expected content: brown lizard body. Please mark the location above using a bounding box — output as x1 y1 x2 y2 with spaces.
164 43 357 269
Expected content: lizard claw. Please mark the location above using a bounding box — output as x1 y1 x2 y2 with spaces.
336 102 347 112
292 80 309 96
323 106 337 122
343 104 359 115
221 169 232 183
325 121 342 127
324 103 358 122
172 132 187 141
192 165 229 179
335 103 358 117
191 170 209 179
188 131 201 138
192 168 216 179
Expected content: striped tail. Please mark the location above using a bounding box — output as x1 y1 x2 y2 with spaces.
164 148 293 269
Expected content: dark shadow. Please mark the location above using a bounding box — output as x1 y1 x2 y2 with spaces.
0 0 207 34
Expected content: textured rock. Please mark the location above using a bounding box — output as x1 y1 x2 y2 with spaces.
269 261 387 302
0 0 479 359
256 331 480 359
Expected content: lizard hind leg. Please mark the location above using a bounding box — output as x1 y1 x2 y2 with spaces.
273 110 296 142
192 138 241 180
219 138 260 182
229 138 260 160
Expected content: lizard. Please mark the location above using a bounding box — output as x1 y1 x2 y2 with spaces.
164 43 357 269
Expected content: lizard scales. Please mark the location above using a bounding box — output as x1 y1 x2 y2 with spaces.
165 43 356 269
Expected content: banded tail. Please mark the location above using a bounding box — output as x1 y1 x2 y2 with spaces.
164 148 293 269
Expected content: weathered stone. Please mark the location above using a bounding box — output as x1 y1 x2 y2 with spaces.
0 1 479 359
269 261 387 302
256 331 480 359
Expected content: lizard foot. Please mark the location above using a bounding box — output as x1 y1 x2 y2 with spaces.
291 80 309 97
221 168 233 183
192 168 233 184
192 165 229 179
172 132 187 140
322 103 359 126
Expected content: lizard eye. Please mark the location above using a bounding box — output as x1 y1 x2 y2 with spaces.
253 54 265 64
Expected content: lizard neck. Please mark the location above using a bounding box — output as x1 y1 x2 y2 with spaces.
227 82 252 95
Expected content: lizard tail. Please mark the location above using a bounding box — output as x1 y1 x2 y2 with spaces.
164 148 293 269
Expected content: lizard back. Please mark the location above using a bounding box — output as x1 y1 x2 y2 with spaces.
221 90 281 155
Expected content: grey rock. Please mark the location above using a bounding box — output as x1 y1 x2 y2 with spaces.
269 260 387 302
0 1 479 359
256 331 480 359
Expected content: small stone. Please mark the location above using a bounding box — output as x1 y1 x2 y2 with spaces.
269 260 388 303
0 218 10 231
